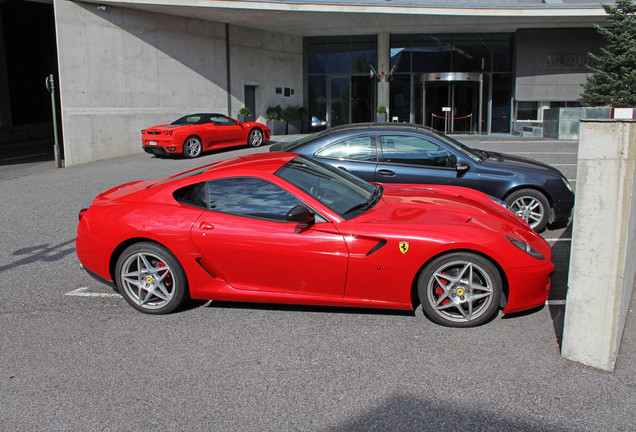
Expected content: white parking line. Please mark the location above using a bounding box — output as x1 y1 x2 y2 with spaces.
65 287 121 298
543 238 572 242
550 163 578 167
547 300 566 306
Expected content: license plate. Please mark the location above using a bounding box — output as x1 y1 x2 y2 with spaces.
149 141 157 146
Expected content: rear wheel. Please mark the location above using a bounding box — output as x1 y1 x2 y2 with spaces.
418 252 502 327
504 189 550 232
248 128 264 147
183 136 202 158
115 242 188 314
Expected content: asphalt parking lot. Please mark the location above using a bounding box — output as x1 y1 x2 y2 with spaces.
1 135 634 431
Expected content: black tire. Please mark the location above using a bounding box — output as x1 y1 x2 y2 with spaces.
248 128 264 147
183 136 202 158
504 188 550 232
417 252 502 327
115 242 188 314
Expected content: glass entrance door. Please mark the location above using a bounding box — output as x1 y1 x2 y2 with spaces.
419 73 482 134
424 82 479 134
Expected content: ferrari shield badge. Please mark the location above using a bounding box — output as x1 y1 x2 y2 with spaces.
399 241 410 254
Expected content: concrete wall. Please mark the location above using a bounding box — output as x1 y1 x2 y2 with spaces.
562 120 636 371
54 1 302 166
515 28 603 102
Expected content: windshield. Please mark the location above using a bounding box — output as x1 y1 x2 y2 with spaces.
275 156 376 218
433 132 483 162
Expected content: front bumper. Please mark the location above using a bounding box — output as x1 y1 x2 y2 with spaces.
503 260 554 314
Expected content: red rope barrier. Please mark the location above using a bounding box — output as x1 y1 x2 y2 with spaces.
431 113 473 120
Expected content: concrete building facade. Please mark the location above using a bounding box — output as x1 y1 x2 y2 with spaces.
42 1 612 164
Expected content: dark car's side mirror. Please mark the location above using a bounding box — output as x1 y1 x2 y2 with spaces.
456 160 470 173
286 204 315 223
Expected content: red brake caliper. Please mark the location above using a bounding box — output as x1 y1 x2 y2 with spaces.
435 272 450 305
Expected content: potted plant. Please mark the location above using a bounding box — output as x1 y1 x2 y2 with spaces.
283 105 303 135
237 107 252 122
266 105 286 135
376 105 388 122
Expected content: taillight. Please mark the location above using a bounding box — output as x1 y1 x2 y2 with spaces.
141 130 145 134
78 208 88 221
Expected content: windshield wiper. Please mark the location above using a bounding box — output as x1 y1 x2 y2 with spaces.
343 184 383 215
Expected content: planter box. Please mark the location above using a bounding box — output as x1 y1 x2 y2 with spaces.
287 120 302 135
238 115 253 123
267 120 287 136
376 114 387 122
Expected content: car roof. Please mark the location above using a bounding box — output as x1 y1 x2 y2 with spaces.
278 122 440 152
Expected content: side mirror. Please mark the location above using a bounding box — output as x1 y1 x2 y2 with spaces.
285 204 315 223
456 160 470 173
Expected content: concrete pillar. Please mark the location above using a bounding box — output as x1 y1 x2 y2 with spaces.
377 32 390 113
562 120 636 371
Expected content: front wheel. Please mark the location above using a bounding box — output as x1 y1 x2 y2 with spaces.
115 242 188 314
418 252 502 327
183 136 202 158
504 189 550 232
248 128 263 147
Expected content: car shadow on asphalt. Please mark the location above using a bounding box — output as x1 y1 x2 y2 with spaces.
547 223 573 348
146 141 276 161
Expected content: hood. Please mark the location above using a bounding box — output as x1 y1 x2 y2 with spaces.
360 184 527 229
479 150 562 176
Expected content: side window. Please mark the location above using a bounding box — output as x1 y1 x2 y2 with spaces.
209 115 237 126
206 177 302 221
315 136 377 162
174 182 209 209
380 135 457 168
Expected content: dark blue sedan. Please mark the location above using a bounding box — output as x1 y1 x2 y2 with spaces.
270 123 574 232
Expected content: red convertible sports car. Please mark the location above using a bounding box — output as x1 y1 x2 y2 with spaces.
141 113 270 158
76 153 553 327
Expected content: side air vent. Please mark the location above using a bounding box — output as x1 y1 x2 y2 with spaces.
366 239 387 256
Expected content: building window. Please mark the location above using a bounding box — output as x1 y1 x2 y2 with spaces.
516 102 539 121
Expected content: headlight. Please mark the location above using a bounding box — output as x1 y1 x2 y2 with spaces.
562 177 573 193
506 235 545 260
487 194 510 210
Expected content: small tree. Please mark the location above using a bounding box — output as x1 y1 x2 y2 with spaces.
581 0 636 107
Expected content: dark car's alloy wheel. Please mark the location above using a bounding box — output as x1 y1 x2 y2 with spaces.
115 242 188 314
184 136 202 158
505 189 550 232
248 129 263 147
418 252 502 327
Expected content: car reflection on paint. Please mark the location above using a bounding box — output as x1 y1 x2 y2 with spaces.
76 152 553 327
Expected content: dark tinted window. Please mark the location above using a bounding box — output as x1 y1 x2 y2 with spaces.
209 114 237 126
316 136 377 161
172 114 205 125
380 135 456 168
207 177 302 221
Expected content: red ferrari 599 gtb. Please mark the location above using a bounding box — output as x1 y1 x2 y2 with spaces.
76 153 553 327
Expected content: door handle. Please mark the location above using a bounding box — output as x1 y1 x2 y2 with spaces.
337 166 349 172
199 222 214 230
377 169 396 177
